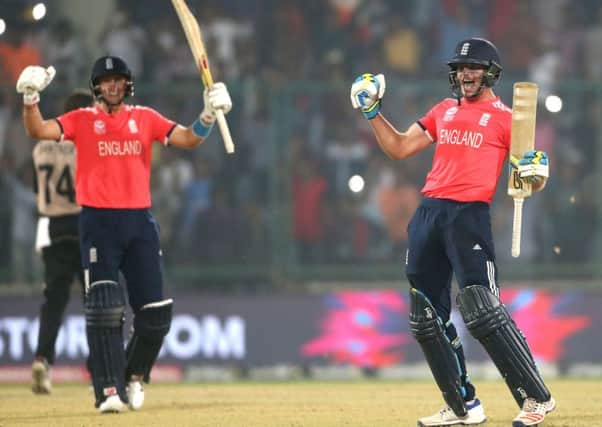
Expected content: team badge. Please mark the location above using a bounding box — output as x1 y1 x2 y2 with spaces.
128 119 138 134
94 120 106 135
479 113 491 126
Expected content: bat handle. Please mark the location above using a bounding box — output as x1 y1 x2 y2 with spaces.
216 109 235 154
511 197 524 258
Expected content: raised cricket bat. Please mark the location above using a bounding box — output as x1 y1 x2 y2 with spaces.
507 82 538 258
171 0 235 154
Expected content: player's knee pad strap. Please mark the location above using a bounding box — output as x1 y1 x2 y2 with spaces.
125 299 173 383
457 285 551 406
84 281 128 406
409 288 467 417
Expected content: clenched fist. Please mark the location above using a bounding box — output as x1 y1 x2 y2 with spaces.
350 73 386 120
200 82 232 124
16 66 56 105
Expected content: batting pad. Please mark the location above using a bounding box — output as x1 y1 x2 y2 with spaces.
457 285 551 406
125 299 173 383
409 288 468 417
85 281 127 406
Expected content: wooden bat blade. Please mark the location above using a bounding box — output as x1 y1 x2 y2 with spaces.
171 0 235 154
171 0 214 87
508 82 538 257
507 82 538 198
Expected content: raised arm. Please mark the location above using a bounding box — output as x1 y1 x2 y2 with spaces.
23 103 61 141
168 82 232 149
368 117 432 160
17 66 61 141
350 73 431 160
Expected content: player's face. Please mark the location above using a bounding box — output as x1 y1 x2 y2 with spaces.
456 64 486 98
98 74 127 103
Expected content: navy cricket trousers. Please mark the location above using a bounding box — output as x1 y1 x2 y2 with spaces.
405 198 499 322
79 207 165 312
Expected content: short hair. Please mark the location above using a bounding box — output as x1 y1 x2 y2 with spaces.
63 89 93 113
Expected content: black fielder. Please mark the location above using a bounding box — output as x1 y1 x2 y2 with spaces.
31 89 93 394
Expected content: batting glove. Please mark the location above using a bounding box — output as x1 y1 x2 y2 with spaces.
201 82 232 125
510 150 549 184
16 65 56 105
350 73 386 120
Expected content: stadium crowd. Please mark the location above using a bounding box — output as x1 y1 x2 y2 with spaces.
1 0 600 284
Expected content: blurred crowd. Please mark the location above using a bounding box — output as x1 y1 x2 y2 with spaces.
1 0 601 284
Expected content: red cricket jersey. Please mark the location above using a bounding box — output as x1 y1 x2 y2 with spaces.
417 96 512 204
57 105 176 208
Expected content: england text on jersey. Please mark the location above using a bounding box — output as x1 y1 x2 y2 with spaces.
438 129 483 148
98 140 142 156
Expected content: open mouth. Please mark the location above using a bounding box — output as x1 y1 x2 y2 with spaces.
462 79 477 91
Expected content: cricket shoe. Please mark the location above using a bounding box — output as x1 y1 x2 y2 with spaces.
98 395 126 413
512 397 556 427
31 359 51 394
417 398 487 426
127 379 144 410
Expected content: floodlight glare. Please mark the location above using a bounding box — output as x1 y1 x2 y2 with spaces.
348 175 365 193
32 3 47 21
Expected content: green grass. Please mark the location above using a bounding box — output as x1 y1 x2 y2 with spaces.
0 379 599 426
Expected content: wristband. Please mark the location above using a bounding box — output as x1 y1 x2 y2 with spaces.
23 91 40 106
191 117 214 138
362 100 381 120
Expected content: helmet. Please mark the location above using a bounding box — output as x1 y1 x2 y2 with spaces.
89 55 134 99
447 38 502 97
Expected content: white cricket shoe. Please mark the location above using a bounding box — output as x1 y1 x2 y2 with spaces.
31 360 51 394
512 397 556 427
127 380 145 410
418 398 487 426
98 395 125 413
543 397 557 414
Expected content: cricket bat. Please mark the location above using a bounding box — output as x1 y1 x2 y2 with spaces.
507 82 538 258
171 0 235 154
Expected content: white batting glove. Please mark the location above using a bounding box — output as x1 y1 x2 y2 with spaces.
16 65 56 105
350 73 386 119
200 82 232 124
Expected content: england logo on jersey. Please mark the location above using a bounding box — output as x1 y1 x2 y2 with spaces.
94 120 106 135
128 119 138 134
479 113 491 126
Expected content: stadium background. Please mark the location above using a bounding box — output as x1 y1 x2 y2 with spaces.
1 0 601 383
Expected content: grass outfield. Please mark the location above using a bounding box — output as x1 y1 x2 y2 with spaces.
0 379 600 426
